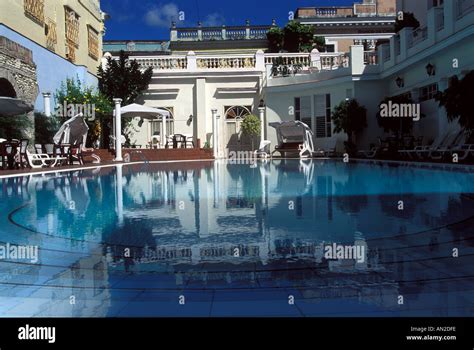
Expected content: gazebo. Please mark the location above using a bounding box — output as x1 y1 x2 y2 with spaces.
112 101 171 161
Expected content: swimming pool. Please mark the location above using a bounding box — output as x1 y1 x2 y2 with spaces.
0 159 473 317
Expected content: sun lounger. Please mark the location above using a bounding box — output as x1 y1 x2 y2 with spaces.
27 152 67 169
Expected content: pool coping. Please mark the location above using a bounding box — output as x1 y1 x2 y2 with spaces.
1 157 474 179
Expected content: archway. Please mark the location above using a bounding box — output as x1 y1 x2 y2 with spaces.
0 78 17 98
225 105 252 151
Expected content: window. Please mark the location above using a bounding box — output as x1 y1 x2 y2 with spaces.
419 83 438 102
151 107 174 136
314 94 332 138
65 7 80 49
88 26 99 59
294 97 312 129
45 18 57 52
24 0 44 24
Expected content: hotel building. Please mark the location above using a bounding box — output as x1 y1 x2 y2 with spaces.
103 0 474 155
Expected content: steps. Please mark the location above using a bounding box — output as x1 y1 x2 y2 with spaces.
84 148 214 163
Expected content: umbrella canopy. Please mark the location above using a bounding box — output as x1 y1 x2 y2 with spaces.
53 114 89 145
114 103 170 119
0 97 34 117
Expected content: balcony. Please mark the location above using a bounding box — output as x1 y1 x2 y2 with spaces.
24 0 45 24
172 23 273 42
409 26 428 48
457 0 474 19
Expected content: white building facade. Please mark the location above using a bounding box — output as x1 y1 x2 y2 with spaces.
103 0 474 156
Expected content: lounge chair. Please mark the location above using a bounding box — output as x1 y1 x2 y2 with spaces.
270 121 315 158
417 130 461 160
400 130 451 160
430 130 466 160
26 151 66 168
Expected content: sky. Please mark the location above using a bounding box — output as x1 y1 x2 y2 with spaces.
101 0 354 41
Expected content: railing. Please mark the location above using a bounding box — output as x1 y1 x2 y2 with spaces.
134 56 188 70
364 51 378 65
177 29 199 41
132 52 350 73
265 53 311 68
412 26 428 46
226 28 247 40
24 0 44 24
436 9 445 31
197 55 255 69
202 29 222 41
174 25 272 41
457 0 474 19
321 53 349 69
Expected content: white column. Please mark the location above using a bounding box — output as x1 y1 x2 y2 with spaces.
161 115 167 147
113 98 123 161
211 109 218 158
116 164 124 226
42 92 51 117
258 107 265 147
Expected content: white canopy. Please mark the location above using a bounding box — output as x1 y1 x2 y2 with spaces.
113 103 170 119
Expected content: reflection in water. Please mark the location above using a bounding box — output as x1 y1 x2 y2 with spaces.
0 160 474 316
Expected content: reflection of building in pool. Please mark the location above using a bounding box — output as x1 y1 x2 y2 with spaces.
0 246 110 317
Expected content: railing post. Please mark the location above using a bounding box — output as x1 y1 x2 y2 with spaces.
444 0 456 35
170 21 177 41
427 8 436 45
187 51 197 71
350 45 365 75
222 25 226 40
245 19 250 39
399 27 412 61
197 22 202 41
255 50 265 71
310 49 321 70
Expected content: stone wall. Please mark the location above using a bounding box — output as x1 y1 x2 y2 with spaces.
0 36 38 104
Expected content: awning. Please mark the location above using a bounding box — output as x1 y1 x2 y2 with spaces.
0 97 34 117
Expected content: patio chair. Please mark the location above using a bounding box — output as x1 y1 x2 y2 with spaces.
17 139 29 168
34 144 44 154
314 138 337 158
430 130 466 160
70 144 84 165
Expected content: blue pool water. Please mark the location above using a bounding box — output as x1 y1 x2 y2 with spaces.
0 159 473 317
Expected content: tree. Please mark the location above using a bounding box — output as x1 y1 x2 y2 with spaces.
376 95 420 137
0 115 31 140
98 51 153 105
54 77 112 147
395 12 420 32
98 51 153 145
267 27 284 53
240 114 261 150
436 71 474 136
332 99 367 154
267 21 325 53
